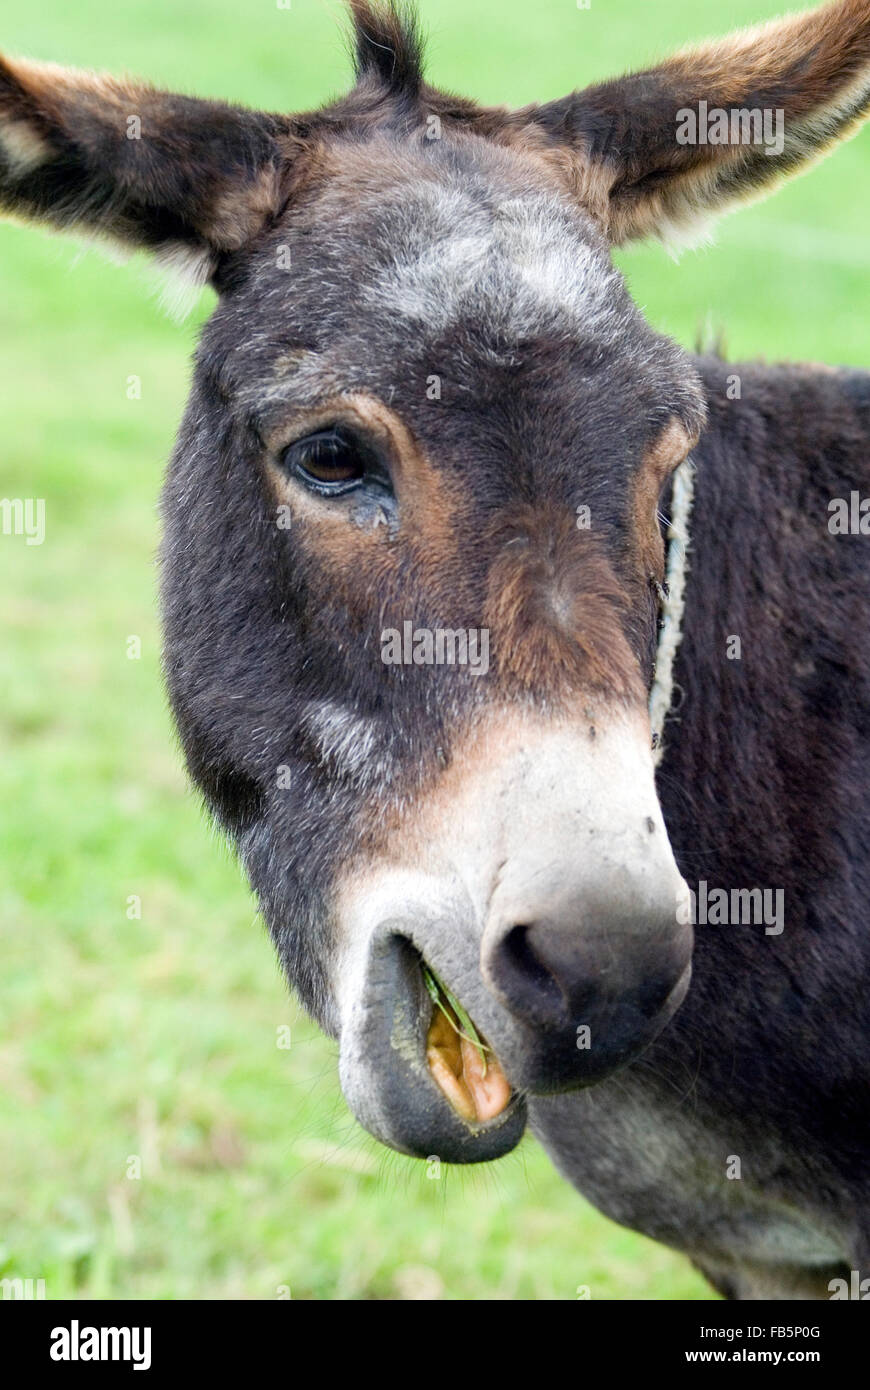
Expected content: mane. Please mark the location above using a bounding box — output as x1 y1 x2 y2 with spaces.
348 0 426 99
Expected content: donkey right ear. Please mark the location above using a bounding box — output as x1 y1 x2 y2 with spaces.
0 55 295 281
525 0 870 247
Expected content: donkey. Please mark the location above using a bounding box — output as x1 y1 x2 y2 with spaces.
3 0 870 1299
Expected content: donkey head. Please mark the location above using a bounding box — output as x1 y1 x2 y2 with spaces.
4 0 868 1160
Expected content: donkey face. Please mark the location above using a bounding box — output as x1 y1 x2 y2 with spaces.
175 133 704 1159
4 0 869 1160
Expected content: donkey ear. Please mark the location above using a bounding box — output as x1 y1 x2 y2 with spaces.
0 55 293 279
527 0 870 246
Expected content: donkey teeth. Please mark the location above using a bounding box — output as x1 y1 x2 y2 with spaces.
426 1009 512 1125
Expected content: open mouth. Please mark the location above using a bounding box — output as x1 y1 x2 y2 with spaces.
339 930 527 1163
422 963 513 1124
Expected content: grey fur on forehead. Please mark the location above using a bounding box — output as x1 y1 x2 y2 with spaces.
363 184 622 339
235 186 661 414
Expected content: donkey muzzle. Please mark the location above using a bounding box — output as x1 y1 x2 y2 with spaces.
335 709 693 1159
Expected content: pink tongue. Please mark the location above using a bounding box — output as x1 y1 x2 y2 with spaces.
426 1008 512 1123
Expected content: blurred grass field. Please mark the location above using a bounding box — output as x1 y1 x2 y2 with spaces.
1 0 868 1301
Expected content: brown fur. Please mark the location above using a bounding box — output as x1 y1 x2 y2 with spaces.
483 506 642 699
629 418 698 584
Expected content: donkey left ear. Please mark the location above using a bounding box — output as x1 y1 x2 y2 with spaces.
526 0 870 246
0 55 295 279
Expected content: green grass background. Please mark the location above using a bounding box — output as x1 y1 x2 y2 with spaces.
1 0 868 1301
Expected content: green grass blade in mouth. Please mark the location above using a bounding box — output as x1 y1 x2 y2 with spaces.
422 962 490 1075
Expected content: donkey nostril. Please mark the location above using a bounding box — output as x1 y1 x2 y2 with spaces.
484 923 568 1030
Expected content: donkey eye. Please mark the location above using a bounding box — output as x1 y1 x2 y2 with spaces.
282 427 386 497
